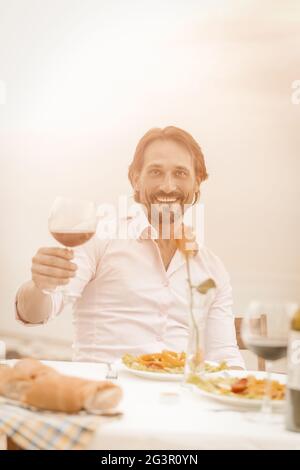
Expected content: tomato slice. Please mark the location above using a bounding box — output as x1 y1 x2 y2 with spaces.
231 378 248 394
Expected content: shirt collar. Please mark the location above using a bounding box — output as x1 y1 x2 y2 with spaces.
126 204 201 253
126 204 158 240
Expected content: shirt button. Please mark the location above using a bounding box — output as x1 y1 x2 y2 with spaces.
163 280 169 287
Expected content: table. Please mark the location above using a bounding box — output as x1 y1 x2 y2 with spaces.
1 360 300 450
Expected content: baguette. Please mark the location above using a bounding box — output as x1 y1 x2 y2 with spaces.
0 359 122 413
23 374 122 413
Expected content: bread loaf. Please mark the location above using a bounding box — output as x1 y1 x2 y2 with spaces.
0 358 122 413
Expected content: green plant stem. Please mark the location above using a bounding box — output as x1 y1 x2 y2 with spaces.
185 253 200 369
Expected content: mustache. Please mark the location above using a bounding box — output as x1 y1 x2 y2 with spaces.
151 192 184 200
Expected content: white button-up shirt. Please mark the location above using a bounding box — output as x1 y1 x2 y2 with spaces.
16 210 244 368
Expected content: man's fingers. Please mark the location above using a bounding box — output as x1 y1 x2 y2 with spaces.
31 265 76 279
37 247 74 260
31 247 77 291
33 254 77 272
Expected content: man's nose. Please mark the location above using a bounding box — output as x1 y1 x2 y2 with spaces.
160 174 177 193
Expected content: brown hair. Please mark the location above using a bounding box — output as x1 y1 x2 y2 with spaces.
128 126 208 192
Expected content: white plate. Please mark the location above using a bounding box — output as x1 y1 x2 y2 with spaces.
191 370 286 409
120 361 221 382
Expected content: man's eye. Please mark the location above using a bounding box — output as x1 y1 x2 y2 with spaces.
150 169 161 176
176 170 187 177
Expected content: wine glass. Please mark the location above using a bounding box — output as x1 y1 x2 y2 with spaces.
241 301 297 423
44 197 97 303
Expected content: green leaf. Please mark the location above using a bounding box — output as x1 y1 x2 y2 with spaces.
196 278 216 295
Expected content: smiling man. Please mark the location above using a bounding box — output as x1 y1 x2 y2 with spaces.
15 126 244 369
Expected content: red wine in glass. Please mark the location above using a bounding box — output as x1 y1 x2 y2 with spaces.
244 338 287 361
51 231 95 247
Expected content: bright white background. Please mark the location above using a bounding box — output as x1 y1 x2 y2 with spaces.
0 0 300 344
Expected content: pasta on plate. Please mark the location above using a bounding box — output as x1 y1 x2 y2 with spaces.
122 351 228 375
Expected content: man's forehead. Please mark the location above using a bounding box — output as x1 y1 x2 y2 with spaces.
143 139 193 168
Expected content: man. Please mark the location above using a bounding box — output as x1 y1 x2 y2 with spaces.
15 126 244 368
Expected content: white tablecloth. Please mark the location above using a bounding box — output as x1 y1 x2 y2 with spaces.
2 360 300 450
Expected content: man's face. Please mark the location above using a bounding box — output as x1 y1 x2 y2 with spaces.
134 139 199 227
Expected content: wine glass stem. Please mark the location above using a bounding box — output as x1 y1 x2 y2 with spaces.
261 360 272 416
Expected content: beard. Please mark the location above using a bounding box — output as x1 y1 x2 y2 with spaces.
146 191 191 236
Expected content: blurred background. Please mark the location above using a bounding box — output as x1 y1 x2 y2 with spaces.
0 0 299 365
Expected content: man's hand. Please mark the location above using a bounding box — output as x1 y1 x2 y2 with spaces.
31 247 77 291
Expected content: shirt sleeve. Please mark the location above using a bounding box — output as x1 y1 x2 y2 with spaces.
203 254 245 369
15 236 101 326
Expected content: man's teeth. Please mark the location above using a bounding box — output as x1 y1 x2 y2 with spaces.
155 198 178 203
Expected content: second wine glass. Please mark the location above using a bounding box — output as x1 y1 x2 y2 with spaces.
242 301 296 423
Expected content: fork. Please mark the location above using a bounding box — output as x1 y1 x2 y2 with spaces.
105 362 118 380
